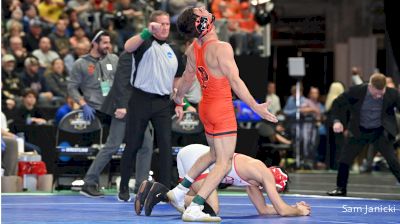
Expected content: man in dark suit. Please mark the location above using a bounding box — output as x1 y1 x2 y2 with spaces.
80 52 153 198
327 73 400 196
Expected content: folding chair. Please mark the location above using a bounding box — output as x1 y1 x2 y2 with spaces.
53 110 103 190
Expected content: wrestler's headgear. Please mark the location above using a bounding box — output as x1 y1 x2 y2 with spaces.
270 166 289 192
177 7 215 39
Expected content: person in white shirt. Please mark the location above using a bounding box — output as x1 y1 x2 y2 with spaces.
265 82 281 115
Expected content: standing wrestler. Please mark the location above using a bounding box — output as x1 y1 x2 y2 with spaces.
168 7 278 222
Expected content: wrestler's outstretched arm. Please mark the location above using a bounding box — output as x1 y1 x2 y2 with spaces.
216 42 278 123
262 167 311 216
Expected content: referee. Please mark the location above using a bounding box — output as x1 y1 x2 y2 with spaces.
118 10 184 201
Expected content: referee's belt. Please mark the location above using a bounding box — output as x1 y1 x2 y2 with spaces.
133 87 170 99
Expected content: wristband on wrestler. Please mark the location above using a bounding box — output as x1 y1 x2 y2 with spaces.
175 103 184 107
140 28 152 40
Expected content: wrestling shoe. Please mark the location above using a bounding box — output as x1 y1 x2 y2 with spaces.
182 203 221 222
166 188 186 213
144 182 169 216
134 180 154 215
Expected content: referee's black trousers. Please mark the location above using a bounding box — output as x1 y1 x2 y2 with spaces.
120 88 173 190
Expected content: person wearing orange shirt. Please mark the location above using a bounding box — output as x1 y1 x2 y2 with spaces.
231 2 262 55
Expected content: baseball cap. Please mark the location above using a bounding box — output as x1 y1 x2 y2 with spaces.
24 57 40 67
2 54 16 63
29 19 42 27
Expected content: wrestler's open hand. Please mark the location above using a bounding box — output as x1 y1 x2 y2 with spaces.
254 100 278 123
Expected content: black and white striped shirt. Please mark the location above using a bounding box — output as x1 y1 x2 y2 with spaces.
131 38 183 95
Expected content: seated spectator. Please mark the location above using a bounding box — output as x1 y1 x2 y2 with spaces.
211 0 240 20
45 58 68 98
2 54 24 111
14 88 47 126
24 19 43 52
37 0 65 26
230 2 262 55
1 112 42 159
4 21 26 46
114 0 144 51
21 57 53 102
22 4 40 33
49 19 71 58
8 36 28 74
64 41 90 74
32 37 60 69
5 7 23 34
69 26 90 49
211 0 240 42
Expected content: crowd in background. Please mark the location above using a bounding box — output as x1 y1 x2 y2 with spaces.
2 0 398 179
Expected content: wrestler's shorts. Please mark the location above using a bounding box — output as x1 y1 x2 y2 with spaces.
199 101 237 138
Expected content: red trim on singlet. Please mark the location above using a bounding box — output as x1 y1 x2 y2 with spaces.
233 153 253 186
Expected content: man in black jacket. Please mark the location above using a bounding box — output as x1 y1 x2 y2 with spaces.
80 51 153 198
327 73 400 196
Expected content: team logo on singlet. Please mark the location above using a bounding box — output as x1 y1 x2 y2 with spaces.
197 66 209 89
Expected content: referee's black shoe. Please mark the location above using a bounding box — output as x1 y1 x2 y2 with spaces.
144 182 169 216
327 187 347 196
118 186 131 202
134 180 154 215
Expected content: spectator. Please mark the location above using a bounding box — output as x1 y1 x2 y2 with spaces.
64 41 91 74
24 19 43 52
8 36 28 74
32 37 60 69
230 2 262 55
114 0 144 51
265 82 281 115
4 21 25 45
2 54 24 110
37 0 65 25
69 26 90 49
306 87 327 169
22 4 40 33
49 19 71 58
21 57 53 102
45 58 68 98
14 88 47 126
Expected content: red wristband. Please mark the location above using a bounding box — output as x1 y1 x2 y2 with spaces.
175 103 184 107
